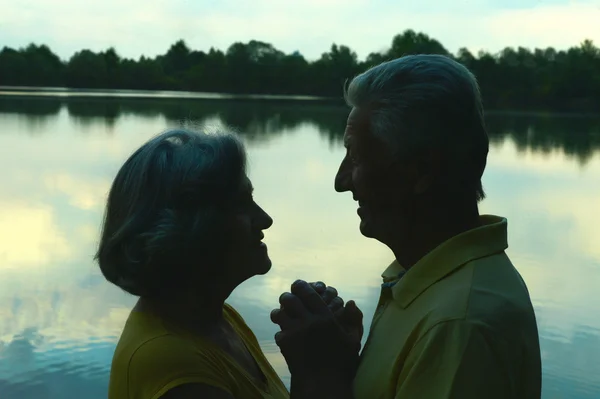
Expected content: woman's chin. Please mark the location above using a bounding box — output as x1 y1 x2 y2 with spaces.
256 258 273 275
244 250 272 277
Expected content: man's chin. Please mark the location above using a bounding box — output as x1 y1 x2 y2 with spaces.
359 219 377 238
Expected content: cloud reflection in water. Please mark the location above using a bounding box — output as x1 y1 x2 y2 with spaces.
0 97 599 398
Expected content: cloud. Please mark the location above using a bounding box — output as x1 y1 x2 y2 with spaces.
0 204 71 271
481 139 600 336
43 173 111 211
0 111 166 286
0 0 598 60
473 1 600 52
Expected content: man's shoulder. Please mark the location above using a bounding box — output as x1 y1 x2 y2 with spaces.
419 252 537 332
468 252 535 313
465 252 539 336
404 252 520 320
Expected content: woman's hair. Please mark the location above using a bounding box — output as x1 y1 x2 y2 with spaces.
95 128 247 298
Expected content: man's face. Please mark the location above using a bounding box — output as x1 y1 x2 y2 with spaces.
334 107 418 243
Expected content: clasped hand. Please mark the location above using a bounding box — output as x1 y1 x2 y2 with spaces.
270 280 363 380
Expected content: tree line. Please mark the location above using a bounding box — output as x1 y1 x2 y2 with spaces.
1 29 599 111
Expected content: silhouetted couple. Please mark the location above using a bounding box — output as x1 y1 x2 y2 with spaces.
101 55 542 399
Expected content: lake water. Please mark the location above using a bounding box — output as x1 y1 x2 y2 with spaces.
0 95 599 399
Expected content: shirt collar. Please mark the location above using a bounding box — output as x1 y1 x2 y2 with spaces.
382 215 509 309
382 260 407 282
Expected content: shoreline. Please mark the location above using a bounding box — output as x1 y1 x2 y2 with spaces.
0 87 598 117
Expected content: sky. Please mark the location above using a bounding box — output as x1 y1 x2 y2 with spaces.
1 0 599 61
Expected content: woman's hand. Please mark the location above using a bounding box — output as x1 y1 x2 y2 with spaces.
270 280 363 381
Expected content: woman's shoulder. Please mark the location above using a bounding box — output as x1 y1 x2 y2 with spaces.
223 303 244 323
114 305 247 368
129 332 223 371
223 303 259 343
222 304 290 398
110 318 232 399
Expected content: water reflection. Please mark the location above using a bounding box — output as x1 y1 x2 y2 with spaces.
0 96 599 398
2 97 600 163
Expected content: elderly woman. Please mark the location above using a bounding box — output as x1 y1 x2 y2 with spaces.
96 129 297 399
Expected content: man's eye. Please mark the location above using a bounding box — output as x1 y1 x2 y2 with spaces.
236 195 252 207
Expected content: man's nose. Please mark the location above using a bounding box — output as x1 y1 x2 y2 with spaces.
334 165 351 193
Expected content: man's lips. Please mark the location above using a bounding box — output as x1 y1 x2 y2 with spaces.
357 200 368 218
255 233 266 248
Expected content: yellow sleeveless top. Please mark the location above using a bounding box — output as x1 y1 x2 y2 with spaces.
108 303 289 399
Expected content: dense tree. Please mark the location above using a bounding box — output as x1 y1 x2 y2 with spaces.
1 29 599 111
66 49 108 88
387 29 450 58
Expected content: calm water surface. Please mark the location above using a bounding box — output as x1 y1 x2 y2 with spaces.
0 95 599 398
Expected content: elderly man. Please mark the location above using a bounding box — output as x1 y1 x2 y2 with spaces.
271 54 542 399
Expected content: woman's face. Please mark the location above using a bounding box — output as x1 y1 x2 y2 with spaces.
221 175 274 282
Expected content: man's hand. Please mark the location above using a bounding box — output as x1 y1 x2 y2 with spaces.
308 281 345 314
335 299 364 349
305 281 363 349
270 280 363 380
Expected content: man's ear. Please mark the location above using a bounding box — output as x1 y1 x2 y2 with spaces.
413 149 443 195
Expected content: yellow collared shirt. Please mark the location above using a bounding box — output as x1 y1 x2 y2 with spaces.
353 215 541 399
108 304 289 399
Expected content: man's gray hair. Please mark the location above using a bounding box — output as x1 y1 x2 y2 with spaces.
344 54 489 201
95 128 247 298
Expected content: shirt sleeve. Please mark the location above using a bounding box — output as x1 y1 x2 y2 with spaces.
127 334 233 399
395 320 516 399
